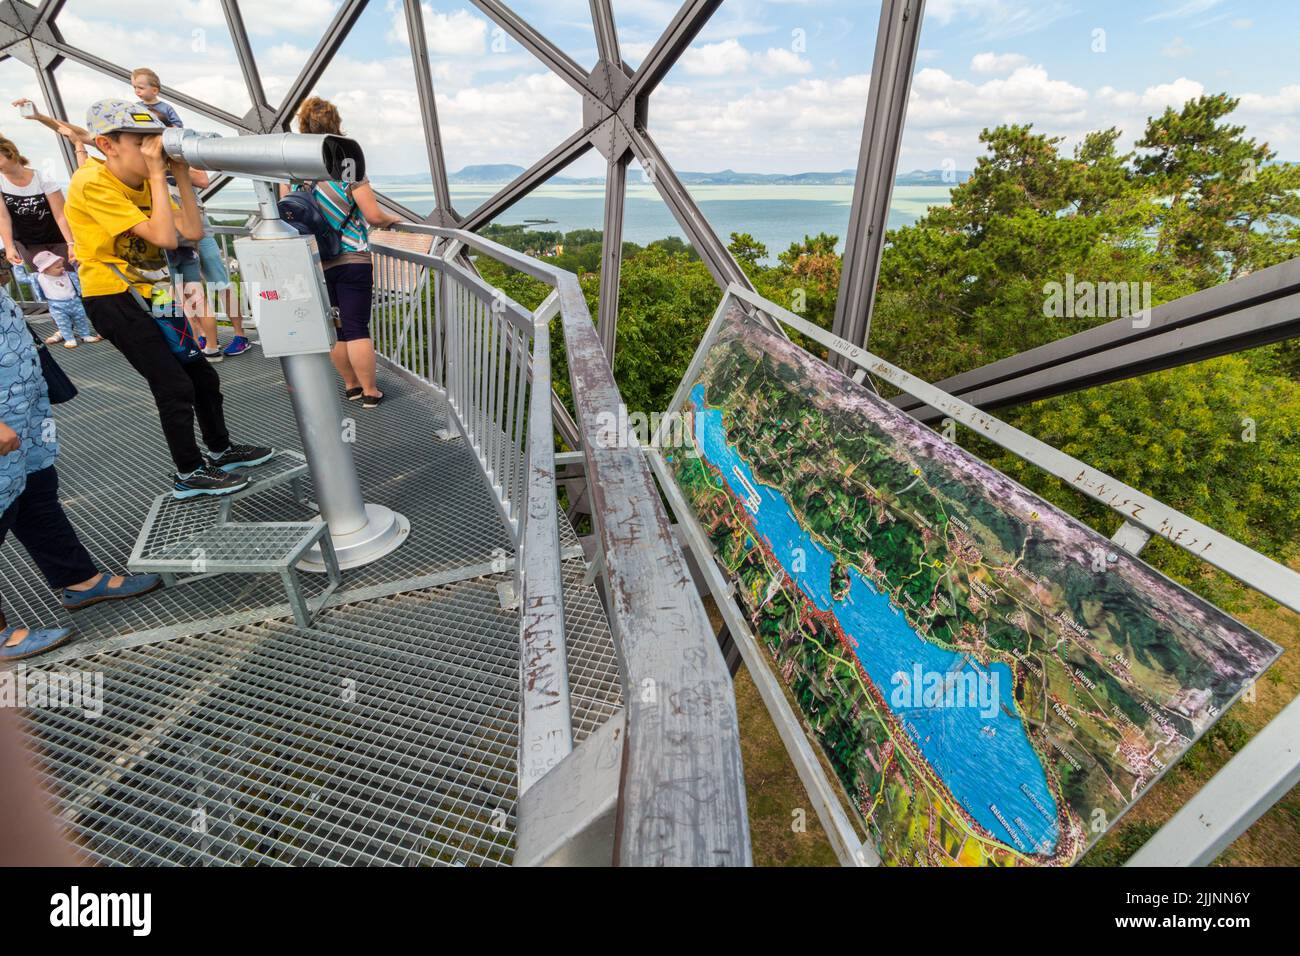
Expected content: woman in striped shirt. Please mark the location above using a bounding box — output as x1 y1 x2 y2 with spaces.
291 98 401 408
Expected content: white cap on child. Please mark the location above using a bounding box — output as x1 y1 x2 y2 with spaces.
31 250 63 273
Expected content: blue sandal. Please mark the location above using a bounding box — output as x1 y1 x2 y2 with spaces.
61 573 164 612
0 626 74 661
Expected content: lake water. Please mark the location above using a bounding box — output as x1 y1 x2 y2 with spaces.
689 383 1059 855
211 182 955 265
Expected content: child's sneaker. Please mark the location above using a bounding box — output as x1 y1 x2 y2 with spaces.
82 335 103 344
173 465 249 499
44 332 63 345
62 339 78 349
223 335 252 356
205 443 274 472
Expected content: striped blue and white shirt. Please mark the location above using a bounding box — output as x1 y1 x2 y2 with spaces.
305 180 369 258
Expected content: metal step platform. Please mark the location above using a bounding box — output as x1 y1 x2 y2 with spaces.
126 450 338 627
132 521 341 628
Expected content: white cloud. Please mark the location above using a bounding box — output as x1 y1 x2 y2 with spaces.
1237 84 1300 115
54 12 253 115
56 0 334 36
970 52 1030 75
388 5 489 57
240 0 339 35
925 0 1076 39
679 39 754 77
1143 0 1225 23
756 48 814 76
1095 77 1205 112
679 39 811 77
621 41 654 63
909 65 1089 127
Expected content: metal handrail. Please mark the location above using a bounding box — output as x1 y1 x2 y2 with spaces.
390 223 752 866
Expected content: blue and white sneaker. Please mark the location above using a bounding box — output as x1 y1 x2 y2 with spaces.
205 443 274 473
223 335 252 356
174 464 249 499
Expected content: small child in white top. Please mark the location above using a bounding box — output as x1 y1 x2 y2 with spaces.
32 250 99 348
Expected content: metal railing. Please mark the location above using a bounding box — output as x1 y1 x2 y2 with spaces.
371 224 751 865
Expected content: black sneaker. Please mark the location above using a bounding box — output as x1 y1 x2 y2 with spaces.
206 443 275 473
173 465 249 500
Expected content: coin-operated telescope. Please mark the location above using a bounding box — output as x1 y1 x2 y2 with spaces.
161 128 365 184
169 129 406 570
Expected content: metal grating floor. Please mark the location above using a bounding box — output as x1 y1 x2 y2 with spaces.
9 320 622 866
3 319 579 662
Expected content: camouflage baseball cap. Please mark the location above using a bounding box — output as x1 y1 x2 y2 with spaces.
86 98 167 136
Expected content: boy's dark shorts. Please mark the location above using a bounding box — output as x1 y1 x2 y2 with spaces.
324 262 374 343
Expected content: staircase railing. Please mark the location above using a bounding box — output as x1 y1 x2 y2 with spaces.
372 225 751 866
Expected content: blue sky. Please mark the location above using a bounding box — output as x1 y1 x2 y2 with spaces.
2 0 1296 184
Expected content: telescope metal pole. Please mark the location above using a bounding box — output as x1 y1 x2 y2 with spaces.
250 181 408 570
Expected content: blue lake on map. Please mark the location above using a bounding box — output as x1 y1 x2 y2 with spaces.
687 383 1059 854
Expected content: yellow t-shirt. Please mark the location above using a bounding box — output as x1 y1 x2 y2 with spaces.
65 158 173 298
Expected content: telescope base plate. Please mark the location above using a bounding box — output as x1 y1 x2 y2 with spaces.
299 503 410 573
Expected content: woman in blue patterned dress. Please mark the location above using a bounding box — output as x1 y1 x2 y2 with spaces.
0 280 162 660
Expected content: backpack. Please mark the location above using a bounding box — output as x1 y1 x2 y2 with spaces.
278 182 359 261
108 263 203 365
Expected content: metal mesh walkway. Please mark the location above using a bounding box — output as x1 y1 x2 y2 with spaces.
8 321 622 866
2 321 577 661
23 562 618 866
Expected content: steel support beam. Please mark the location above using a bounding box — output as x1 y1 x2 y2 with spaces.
589 0 620 64
906 291 1300 422
403 0 456 222
45 39 250 130
626 125 749 290
220 0 273 132
33 53 75 174
627 0 720 104
0 0 37 35
1128 692 1300 866
832 0 925 360
274 0 369 130
597 152 629 360
199 172 235 205
895 255 1300 418
0 4 74 173
467 0 593 98
34 0 63 29
461 129 593 232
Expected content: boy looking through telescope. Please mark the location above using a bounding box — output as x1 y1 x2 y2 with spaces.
64 99 271 499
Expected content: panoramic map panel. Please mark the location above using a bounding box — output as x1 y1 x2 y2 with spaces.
668 307 1281 867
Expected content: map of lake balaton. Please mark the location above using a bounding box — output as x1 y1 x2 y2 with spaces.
668 307 1281 866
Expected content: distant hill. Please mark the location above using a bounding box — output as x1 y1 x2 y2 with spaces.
895 168 973 186
448 164 539 184
439 164 971 187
